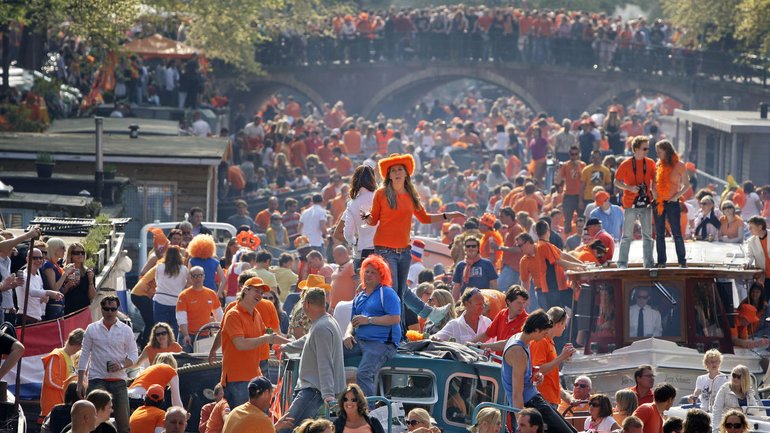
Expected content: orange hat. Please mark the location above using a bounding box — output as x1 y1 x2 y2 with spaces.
149 228 169 250
146 384 165 403
298 274 332 292
595 191 610 205
480 213 497 228
294 235 311 249
737 303 759 326
243 277 270 291
378 153 415 179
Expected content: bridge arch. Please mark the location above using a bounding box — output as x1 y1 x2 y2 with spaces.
238 74 327 117
361 65 546 119
586 78 694 114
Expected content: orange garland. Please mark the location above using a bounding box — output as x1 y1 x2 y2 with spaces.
655 153 680 215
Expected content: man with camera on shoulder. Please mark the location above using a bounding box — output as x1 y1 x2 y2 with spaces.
615 136 656 268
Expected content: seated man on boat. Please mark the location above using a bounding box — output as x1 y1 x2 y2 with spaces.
558 375 592 416
730 303 769 349
628 288 663 338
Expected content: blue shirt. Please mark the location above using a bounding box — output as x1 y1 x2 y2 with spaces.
351 285 401 343
502 335 538 405
590 205 625 240
452 259 498 290
189 257 219 292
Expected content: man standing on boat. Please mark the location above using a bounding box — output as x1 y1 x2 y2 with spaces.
651 140 689 268
615 136 656 268
746 216 770 300
279 287 345 433
502 309 578 433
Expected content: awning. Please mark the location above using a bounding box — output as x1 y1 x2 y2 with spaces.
122 34 199 59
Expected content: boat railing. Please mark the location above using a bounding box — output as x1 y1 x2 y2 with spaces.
471 402 521 431
742 405 770 417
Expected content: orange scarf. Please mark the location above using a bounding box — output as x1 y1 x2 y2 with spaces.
655 153 679 215
462 256 481 284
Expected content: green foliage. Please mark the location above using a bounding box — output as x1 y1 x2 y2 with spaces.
36 151 54 163
83 215 111 269
1 105 46 132
736 0 770 53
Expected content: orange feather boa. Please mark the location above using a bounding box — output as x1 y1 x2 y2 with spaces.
655 153 679 215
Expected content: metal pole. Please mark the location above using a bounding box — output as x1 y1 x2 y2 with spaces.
95 117 104 203
730 133 739 179
14 230 38 406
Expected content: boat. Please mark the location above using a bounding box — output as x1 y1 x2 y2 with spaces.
561 239 768 400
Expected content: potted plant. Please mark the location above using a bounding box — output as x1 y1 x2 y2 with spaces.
104 164 117 180
35 152 55 178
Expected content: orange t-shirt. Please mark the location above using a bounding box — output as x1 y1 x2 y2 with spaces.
481 289 506 320
513 196 539 219
129 405 166 433
254 210 271 231
144 342 183 365
519 254 540 289
332 156 354 176
630 385 654 405
632 403 662 433
530 336 560 405
221 302 265 386
227 166 246 191
559 161 586 196
176 287 221 334
480 230 504 268
615 157 655 209
370 188 431 249
343 130 362 155
256 299 279 361
501 224 524 271
534 241 566 293
573 246 600 264
205 399 231 433
719 215 744 240
130 364 177 390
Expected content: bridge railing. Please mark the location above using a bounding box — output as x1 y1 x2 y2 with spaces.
256 33 768 88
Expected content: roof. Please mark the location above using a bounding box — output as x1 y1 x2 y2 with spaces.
0 191 92 209
48 118 182 136
673 109 770 134
122 34 199 59
0 132 226 166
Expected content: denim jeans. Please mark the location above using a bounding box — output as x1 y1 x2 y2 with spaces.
224 380 250 407
89 379 130 433
562 194 581 234
376 247 413 330
277 388 325 433
525 393 578 433
343 340 396 397
132 294 154 348
653 201 687 265
617 207 654 268
153 301 178 338
497 265 520 292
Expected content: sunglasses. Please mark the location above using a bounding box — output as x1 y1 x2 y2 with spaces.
641 147 649 151
405 420 423 426
102 307 118 312
724 423 743 429
464 244 479 249
342 397 358 402
574 383 589 388
191 274 204 278
71 251 86 256
589 402 601 408
732 373 742 379
155 331 169 336
263 296 275 301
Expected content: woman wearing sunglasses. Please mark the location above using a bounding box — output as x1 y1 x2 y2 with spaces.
132 322 183 367
62 242 96 315
585 394 619 433
332 384 384 433
718 200 744 243
711 365 757 433
404 408 440 433
719 409 749 433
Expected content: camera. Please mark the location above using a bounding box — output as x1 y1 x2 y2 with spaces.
633 183 651 208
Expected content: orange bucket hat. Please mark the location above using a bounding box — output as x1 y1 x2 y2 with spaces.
480 213 497 228
378 153 415 179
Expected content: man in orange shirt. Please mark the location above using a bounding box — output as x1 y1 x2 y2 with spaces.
498 207 524 290
254 197 279 233
342 123 361 155
513 183 540 219
330 147 353 176
530 307 577 406
532 221 585 310
220 276 288 407
40 328 83 419
469 286 529 354
628 365 655 405
176 266 225 350
559 146 586 235
632 383 676 433
615 136 655 268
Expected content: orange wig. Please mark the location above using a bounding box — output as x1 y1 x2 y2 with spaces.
359 254 393 288
187 234 216 259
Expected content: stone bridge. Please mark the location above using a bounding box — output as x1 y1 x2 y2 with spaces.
235 61 770 119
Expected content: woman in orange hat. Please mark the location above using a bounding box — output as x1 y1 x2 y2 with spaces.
363 154 462 328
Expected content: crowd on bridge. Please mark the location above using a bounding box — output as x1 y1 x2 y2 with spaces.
259 5 765 84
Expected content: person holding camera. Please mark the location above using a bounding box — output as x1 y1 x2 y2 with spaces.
615 136 656 268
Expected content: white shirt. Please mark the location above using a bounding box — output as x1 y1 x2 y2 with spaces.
14 269 47 320
164 67 178 91
154 264 189 306
628 304 663 337
742 192 762 219
433 313 492 344
191 119 211 137
300 204 328 247
407 262 425 289
333 300 353 331
78 318 138 380
342 189 376 255
694 373 729 412
0 256 13 309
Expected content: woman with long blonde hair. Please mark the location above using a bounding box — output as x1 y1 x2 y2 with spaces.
711 365 758 432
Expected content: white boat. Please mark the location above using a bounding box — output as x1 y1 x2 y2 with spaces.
561 239 766 400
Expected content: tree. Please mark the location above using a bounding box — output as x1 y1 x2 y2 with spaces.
736 0 770 54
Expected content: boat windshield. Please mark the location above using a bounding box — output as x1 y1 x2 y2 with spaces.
693 281 725 338
627 282 684 341
443 374 498 427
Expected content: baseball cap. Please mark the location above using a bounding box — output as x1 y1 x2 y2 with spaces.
586 218 602 226
594 191 610 205
248 376 273 394
146 384 165 403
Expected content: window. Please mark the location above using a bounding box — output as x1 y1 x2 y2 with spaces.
443 374 498 426
627 282 683 341
378 370 436 403
693 281 724 338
